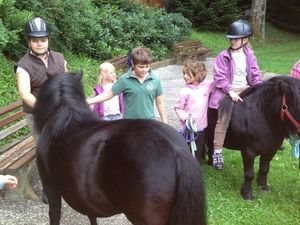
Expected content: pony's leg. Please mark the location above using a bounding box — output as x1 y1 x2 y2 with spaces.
256 152 276 192
88 216 98 225
36 158 61 224
45 187 62 225
240 149 256 200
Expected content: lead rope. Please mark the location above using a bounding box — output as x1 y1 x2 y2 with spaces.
185 115 198 158
288 133 300 168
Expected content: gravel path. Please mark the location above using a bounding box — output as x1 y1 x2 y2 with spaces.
0 57 281 225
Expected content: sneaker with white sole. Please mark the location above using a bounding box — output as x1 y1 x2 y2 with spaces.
213 152 224 170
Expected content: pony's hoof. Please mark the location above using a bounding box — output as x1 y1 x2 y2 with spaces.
240 190 254 201
42 191 49 204
260 185 270 192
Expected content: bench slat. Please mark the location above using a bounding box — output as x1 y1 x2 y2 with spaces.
175 40 211 64
0 99 23 116
176 44 202 50
0 110 26 128
0 136 34 171
178 48 211 56
0 135 29 154
175 40 201 46
7 148 35 171
107 55 128 70
0 119 27 140
0 100 36 199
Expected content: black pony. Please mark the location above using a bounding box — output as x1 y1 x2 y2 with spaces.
33 71 206 225
206 76 300 200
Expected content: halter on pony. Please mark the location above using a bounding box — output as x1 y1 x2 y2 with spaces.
280 94 300 134
280 94 300 167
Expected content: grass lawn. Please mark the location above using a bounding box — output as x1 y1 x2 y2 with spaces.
190 23 300 74
191 24 300 224
204 143 300 224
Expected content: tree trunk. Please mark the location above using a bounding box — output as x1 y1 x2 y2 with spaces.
250 0 267 41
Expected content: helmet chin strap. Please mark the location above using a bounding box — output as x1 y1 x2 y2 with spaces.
229 38 249 50
30 48 49 57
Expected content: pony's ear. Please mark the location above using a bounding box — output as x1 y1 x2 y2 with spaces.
46 71 56 78
74 70 83 81
277 79 289 94
46 72 51 78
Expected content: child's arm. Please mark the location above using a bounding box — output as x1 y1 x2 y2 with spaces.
174 90 188 122
16 70 36 108
155 95 168 124
86 89 114 105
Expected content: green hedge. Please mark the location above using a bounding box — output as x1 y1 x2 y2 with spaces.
2 0 192 61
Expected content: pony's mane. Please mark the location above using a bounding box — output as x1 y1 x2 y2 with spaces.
219 76 300 116
34 71 97 136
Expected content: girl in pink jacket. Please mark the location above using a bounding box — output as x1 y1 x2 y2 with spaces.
208 20 263 169
174 60 213 162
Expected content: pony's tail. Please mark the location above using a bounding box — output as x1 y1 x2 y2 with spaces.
168 152 207 225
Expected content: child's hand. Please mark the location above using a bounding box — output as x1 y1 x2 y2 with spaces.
4 175 18 189
190 115 196 123
228 91 243 102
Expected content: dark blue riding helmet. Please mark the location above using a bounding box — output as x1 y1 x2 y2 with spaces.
226 20 253 39
25 17 50 38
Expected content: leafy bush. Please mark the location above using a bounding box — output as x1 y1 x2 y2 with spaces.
57 0 111 58
94 2 192 60
12 0 192 61
166 0 243 31
0 55 19 106
0 0 33 59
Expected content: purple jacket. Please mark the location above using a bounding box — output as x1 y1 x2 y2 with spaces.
93 85 125 117
208 46 263 109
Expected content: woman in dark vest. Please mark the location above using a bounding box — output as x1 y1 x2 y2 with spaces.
15 17 67 142
15 17 67 203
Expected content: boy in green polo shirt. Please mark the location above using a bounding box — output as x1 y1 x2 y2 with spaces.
87 47 168 123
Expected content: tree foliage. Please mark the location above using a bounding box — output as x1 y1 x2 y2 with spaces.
165 0 243 31
0 0 33 58
0 0 192 61
267 0 300 33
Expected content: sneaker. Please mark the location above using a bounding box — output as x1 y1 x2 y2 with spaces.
213 152 224 170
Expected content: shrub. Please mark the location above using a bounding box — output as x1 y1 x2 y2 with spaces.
0 0 33 60
94 2 192 60
9 0 191 61
0 55 19 106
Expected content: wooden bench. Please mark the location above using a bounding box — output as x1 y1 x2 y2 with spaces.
107 55 129 71
175 40 211 64
0 100 37 199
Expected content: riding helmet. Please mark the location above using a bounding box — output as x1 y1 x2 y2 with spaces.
25 17 50 38
226 20 253 39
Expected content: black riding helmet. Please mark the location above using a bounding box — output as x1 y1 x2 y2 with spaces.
226 20 253 39
25 17 50 38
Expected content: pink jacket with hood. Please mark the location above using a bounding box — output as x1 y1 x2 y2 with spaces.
208 45 263 109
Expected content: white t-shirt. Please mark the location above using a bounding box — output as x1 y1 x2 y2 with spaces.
103 83 121 116
232 51 247 88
